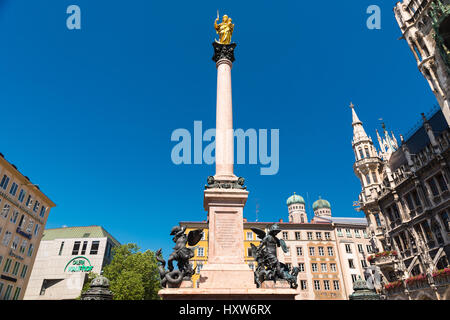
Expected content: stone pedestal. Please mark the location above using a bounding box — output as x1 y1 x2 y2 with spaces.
159 288 298 300
198 188 255 289
261 281 291 289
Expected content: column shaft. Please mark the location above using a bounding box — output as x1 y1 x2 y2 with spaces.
215 59 235 180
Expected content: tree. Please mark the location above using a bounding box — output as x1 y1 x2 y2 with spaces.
102 243 161 300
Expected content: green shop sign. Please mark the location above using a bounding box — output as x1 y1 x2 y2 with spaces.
64 256 94 273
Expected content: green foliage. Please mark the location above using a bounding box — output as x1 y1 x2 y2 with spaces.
102 243 161 300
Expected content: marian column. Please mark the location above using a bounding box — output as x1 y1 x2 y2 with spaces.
159 14 297 299
198 14 255 289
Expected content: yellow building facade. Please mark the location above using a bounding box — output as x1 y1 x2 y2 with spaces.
0 153 56 300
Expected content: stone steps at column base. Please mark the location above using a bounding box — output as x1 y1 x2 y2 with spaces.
158 288 298 300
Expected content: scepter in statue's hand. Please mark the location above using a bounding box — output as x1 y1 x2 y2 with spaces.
215 10 219 23
214 10 220 35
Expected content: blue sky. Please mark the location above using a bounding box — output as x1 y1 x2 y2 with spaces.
0 1 437 256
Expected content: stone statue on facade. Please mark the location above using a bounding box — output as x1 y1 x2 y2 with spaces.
250 224 299 289
156 225 203 288
370 230 379 253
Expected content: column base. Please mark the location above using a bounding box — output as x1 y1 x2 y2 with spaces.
198 263 256 289
261 280 291 289
158 288 298 300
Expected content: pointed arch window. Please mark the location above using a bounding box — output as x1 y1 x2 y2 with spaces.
417 35 429 58
359 149 365 160
410 37 422 61
431 219 444 245
365 173 371 185
439 211 449 232
371 172 377 183
374 213 382 227
411 264 421 276
364 147 370 158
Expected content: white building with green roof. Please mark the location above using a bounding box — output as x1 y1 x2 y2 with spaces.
23 226 120 300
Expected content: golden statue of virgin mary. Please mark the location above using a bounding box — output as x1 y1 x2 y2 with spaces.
214 12 234 44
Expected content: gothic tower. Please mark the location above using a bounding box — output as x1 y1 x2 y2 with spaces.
376 123 399 162
350 103 385 250
394 0 450 125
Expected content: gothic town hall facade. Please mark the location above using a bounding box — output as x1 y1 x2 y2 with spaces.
350 0 450 300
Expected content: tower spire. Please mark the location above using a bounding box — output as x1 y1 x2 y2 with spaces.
350 102 369 143
350 102 362 125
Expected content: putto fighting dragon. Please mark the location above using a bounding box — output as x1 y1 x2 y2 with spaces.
156 225 203 288
250 224 300 289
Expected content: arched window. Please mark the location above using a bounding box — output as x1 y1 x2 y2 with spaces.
359 149 365 159
365 173 371 185
411 264 421 276
439 211 449 232
417 35 429 57
436 256 449 270
365 147 370 158
410 38 422 61
431 220 444 245
372 172 377 183
374 213 382 227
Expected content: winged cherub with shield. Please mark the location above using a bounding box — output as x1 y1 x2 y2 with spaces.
250 224 299 289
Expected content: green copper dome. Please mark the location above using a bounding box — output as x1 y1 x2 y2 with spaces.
313 197 331 211
286 193 305 206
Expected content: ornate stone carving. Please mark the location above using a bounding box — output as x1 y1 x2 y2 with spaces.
430 1 450 70
212 42 237 63
205 176 246 190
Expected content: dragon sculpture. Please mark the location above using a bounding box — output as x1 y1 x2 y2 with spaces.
156 225 203 288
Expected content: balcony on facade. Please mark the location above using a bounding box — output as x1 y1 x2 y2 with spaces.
409 0 432 20
395 0 432 32
433 269 450 286
353 157 382 169
407 204 425 219
368 251 398 267
391 165 412 187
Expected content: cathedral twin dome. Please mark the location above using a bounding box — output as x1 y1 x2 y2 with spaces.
286 193 332 222
286 193 331 210
312 197 331 211
286 193 305 206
